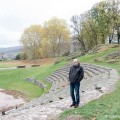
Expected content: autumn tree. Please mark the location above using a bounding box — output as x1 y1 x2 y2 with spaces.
20 18 70 59
20 25 43 60
44 17 70 57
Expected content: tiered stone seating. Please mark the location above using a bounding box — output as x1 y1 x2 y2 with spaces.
1 63 115 117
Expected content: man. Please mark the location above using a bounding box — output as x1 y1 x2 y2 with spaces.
69 59 84 108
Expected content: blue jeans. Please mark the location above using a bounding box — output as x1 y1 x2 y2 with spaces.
70 82 80 105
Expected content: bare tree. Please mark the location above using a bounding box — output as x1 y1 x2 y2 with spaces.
71 15 86 50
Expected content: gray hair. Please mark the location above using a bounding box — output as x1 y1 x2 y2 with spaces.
73 59 79 63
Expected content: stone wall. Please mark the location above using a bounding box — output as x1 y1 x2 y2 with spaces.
26 78 44 89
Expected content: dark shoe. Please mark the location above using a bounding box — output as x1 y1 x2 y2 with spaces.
74 104 79 108
70 103 76 107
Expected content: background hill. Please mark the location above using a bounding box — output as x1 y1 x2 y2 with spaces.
0 46 22 53
0 46 22 60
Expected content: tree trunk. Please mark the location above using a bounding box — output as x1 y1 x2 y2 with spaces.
118 35 120 44
78 37 85 50
109 36 112 44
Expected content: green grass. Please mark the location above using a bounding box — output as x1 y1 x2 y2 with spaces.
0 61 19 68
60 46 120 120
79 47 119 63
0 60 67 100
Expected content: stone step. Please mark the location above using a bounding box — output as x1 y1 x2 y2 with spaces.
83 64 111 72
84 69 97 77
87 66 106 73
55 68 69 73
55 70 69 76
84 68 99 76
45 76 58 83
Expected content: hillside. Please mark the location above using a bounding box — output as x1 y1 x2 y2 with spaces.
0 46 22 60
0 46 22 53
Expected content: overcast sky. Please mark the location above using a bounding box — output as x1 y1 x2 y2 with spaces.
0 0 101 48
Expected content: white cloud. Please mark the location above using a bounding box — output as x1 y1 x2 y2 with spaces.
0 0 100 47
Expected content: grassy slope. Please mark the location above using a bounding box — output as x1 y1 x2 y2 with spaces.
60 45 120 120
0 60 67 100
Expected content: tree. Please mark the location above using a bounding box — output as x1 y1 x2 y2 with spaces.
20 18 70 59
71 15 86 50
110 0 120 44
44 17 70 57
71 0 120 50
15 54 20 60
20 25 43 60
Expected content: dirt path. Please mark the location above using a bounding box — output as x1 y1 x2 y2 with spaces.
0 89 25 112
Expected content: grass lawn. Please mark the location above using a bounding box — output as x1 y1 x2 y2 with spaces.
0 60 20 68
0 60 67 101
60 45 120 120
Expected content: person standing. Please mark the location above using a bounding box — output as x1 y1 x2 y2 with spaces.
69 59 84 108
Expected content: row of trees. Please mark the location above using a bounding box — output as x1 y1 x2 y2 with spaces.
71 0 120 50
20 18 70 60
20 0 120 60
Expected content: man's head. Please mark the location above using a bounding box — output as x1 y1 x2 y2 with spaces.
73 59 80 66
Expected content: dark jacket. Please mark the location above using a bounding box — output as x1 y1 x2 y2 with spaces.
69 64 84 83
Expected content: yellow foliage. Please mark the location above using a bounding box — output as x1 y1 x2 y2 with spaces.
20 18 70 59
